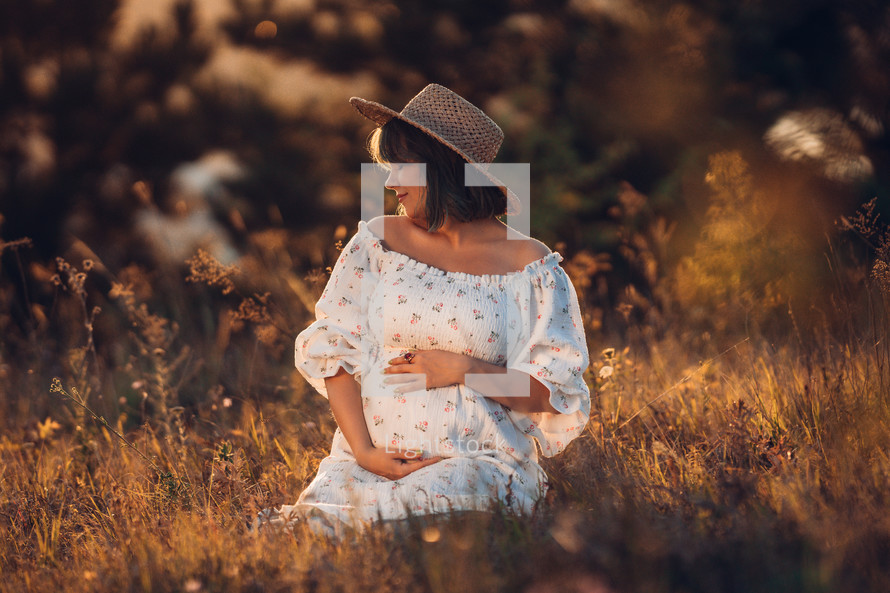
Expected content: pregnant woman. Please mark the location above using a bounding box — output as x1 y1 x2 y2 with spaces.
258 84 590 535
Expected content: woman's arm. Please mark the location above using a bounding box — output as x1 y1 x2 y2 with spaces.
383 351 557 414
325 368 374 455
464 357 556 414
325 367 442 479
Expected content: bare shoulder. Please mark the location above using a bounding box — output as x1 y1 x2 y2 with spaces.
366 215 414 249
365 215 391 238
504 227 552 269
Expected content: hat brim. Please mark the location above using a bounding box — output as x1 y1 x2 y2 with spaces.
349 97 401 127
349 96 522 216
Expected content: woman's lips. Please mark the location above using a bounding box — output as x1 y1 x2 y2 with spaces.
397 192 407 203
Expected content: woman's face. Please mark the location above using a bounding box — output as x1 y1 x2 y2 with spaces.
385 163 427 224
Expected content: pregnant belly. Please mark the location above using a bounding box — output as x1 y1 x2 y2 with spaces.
360 354 506 458
360 345 528 460
365 387 507 457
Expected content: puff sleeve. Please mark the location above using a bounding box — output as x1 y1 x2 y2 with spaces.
506 255 591 457
294 224 380 398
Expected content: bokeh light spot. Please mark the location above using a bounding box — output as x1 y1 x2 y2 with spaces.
255 20 278 39
421 525 441 543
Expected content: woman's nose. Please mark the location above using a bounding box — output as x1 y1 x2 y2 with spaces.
384 168 398 189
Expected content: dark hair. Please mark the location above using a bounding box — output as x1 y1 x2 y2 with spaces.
368 118 507 232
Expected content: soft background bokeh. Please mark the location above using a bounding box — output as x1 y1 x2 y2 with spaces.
3 0 887 259
3 0 887 395
2 2 890 592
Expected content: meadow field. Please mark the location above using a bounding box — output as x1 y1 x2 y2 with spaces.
1 152 889 593
2 3 890 589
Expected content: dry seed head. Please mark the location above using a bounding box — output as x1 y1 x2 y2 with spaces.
109 282 136 308
185 248 239 295
616 302 633 322
0 237 33 254
305 267 328 285
68 272 87 296
255 324 279 345
845 197 879 237
872 259 890 294
232 293 272 324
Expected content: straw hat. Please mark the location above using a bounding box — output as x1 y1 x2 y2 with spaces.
349 84 520 212
350 83 505 164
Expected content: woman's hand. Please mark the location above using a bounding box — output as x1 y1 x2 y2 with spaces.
383 349 473 393
354 445 442 480
384 349 556 413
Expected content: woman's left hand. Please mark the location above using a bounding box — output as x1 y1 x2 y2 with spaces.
383 350 473 393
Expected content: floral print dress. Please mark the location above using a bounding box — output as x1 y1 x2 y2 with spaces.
275 220 590 533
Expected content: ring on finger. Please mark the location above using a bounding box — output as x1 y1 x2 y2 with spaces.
403 351 415 364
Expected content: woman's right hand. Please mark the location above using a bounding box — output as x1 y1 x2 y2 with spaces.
354 445 442 480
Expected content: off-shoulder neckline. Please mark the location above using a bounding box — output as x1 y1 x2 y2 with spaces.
356 220 563 283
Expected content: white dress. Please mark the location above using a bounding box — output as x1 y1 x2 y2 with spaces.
275 220 590 533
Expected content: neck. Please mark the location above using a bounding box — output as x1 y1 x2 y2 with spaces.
426 216 507 249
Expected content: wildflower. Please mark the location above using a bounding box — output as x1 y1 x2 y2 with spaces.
37 416 61 440
598 365 614 379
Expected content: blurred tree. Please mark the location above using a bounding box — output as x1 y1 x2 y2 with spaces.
0 0 887 333
1 0 120 256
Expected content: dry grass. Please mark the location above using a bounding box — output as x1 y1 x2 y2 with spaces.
2 174 890 592
3 329 889 593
